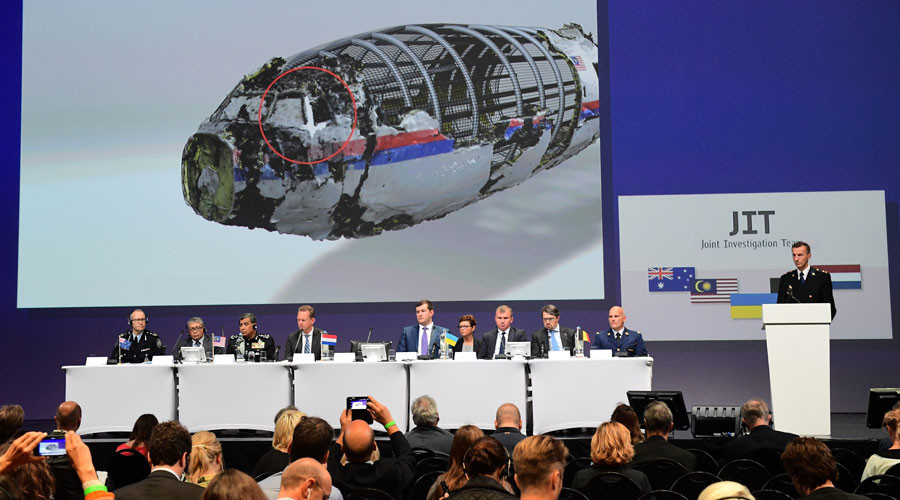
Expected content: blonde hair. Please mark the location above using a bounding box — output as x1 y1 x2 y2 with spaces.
272 409 306 452
698 481 755 500
590 421 634 466
189 431 223 483
884 408 900 442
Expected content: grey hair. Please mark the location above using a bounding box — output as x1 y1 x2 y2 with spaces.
186 317 205 328
411 395 439 427
643 400 673 433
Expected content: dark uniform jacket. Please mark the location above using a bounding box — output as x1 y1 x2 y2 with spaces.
108 330 166 364
592 327 649 356
530 326 576 357
478 327 528 359
632 435 696 471
777 267 837 318
114 469 204 500
226 332 277 361
173 334 223 361
285 327 324 360
327 431 416 500
572 463 652 496
446 476 516 500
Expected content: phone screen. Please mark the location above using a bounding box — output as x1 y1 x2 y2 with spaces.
349 398 368 410
37 437 67 456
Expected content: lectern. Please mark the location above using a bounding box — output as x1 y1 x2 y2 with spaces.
761 303 831 436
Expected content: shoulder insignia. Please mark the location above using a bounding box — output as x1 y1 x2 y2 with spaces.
815 267 828 274
147 331 159 337
624 331 630 336
607 331 611 336
229 334 241 339
258 333 271 339
781 270 793 277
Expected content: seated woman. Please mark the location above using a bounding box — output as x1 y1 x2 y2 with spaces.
428 425 485 500
453 315 482 357
117 413 158 458
862 407 900 480
610 404 644 445
187 431 224 487
572 421 652 496
252 409 305 478
446 436 516 500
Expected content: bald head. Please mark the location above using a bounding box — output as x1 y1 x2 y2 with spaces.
344 420 375 462
279 458 332 500
495 403 522 430
608 306 626 331
55 401 82 431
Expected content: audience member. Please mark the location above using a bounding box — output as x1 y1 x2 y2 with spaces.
478 305 529 359
187 431 224 487
259 416 343 500
862 407 900 480
398 299 448 357
0 431 46 474
492 403 526 455
427 425 485 500
114 421 204 500
513 435 568 500
65 430 115 500
610 404 644 445
782 437 867 500
0 404 24 443
453 315 482 356
723 398 797 463
118 413 159 458
274 405 299 424
327 395 416 500
48 401 83 500
277 458 333 500
632 401 696 471
406 395 454 455
531 304 575 357
445 436 516 500
571 422 651 496
0 439 55 499
254 409 306 478
202 469 267 500
877 401 900 452
698 481 756 500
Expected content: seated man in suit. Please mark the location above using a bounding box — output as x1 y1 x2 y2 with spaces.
531 304 575 357
405 395 453 455
632 401 695 471
512 435 567 500
327 396 416 500
782 437 867 500
723 398 798 463
479 305 529 359
397 299 448 357
115 421 204 500
174 317 223 361
592 306 648 357
285 305 326 360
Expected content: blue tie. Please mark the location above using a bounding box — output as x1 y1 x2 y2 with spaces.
550 330 561 351
799 270 805 286
304 334 310 353
498 331 507 355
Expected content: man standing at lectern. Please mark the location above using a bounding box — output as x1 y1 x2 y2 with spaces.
776 241 836 318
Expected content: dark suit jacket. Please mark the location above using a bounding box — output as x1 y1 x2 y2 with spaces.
173 334 223 361
451 337 482 358
530 326 575 357
592 327 648 356
328 431 417 500
285 327 324 360
571 464 652 496
491 427 525 455
800 487 869 500
632 435 696 471
723 425 798 463
398 324 447 356
777 267 837 318
478 327 528 359
114 469 204 500
405 425 454 455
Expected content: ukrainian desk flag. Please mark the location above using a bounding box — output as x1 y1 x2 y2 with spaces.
730 293 778 319
444 333 459 347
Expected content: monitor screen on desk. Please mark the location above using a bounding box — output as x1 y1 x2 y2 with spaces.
627 390 690 431
866 388 900 428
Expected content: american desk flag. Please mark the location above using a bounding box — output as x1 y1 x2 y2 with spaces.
648 267 695 292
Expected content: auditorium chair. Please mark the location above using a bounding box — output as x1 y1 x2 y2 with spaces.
750 490 793 500
345 487 395 500
633 458 688 490
671 471 721 500
762 473 800 498
886 462 900 478
414 456 449 476
830 448 867 482
855 474 900 500
579 471 641 500
637 490 688 500
835 462 858 493
717 459 770 491
558 487 590 500
406 470 443 500
563 457 593 488
686 448 720 474
743 448 784 475
104 447 150 491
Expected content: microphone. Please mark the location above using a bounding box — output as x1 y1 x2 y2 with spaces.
787 284 802 304
274 345 281 362
172 330 185 358
366 326 373 343
294 331 303 354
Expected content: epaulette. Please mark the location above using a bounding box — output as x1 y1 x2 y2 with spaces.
781 270 793 277
257 333 272 339
229 334 242 339
146 331 160 337
813 267 828 274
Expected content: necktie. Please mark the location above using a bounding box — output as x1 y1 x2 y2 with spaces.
550 330 561 351
304 334 310 353
420 326 429 355
799 270 805 286
498 331 507 355
615 332 621 342
194 340 201 347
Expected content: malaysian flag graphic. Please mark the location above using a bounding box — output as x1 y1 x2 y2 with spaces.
571 55 586 71
690 278 739 303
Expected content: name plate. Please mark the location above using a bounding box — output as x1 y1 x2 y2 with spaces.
333 353 356 363
292 353 315 364
213 354 235 364
85 356 107 366
591 349 612 359
548 351 571 360
395 352 418 362
151 355 174 365
454 352 477 361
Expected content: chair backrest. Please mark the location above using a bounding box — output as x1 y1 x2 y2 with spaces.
415 456 449 476
671 471 721 500
748 490 792 500
411 448 436 461
717 459 770 492
581 471 642 500
830 447 867 481
686 448 719 474
633 458 689 490
564 457 594 488
345 487 395 500
861 493 899 500
105 448 150 491
886 462 900 478
559 487 590 500
762 472 799 498
743 448 784 476
407 470 443 500
637 489 688 500
834 462 858 493
855 474 900 499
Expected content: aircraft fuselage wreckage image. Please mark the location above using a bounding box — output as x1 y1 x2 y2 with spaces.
181 23 600 240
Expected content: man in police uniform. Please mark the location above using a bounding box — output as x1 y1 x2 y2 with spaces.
226 312 277 361
592 306 648 356
173 317 223 361
776 240 836 318
108 308 166 364
285 305 326 360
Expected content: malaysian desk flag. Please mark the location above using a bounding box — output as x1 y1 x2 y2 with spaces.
690 278 739 303
212 335 226 348
648 267 696 292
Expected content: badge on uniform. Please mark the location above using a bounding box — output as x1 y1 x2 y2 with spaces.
252 341 265 349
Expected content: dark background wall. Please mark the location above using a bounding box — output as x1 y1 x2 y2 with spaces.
2 1 898 418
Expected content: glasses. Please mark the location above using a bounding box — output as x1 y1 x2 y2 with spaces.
188 326 204 331
542 317 557 322
131 318 147 322
458 325 472 329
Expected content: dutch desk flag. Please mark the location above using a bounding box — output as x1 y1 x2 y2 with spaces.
321 333 337 346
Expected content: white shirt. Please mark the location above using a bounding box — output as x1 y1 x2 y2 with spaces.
493 329 510 356
152 466 182 480
798 264 810 280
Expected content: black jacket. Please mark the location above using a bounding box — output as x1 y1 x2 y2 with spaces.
632 435 696 471
478 328 528 359
446 476 516 500
328 432 416 500
777 267 836 318
285 327 325 360
406 425 454 455
114 469 204 500
723 425 798 463
108 330 166 364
